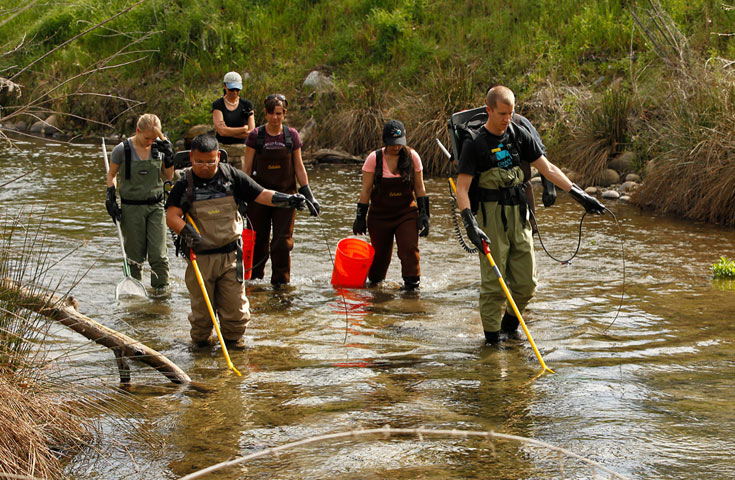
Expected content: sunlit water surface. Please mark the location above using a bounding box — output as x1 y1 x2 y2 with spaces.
1 137 734 479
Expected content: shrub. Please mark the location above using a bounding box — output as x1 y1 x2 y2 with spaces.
712 256 735 279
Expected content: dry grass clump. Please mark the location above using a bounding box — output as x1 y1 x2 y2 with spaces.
0 376 94 479
312 107 383 156
555 85 631 187
632 69 735 226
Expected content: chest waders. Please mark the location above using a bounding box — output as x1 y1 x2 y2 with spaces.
474 132 537 335
118 139 169 288
248 126 297 285
182 166 250 345
367 149 420 286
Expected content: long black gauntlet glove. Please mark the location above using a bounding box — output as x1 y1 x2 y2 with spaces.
460 208 490 252
105 186 122 222
569 183 605 214
272 192 306 210
541 175 557 207
298 185 320 216
417 196 430 237
352 203 369 235
156 139 175 168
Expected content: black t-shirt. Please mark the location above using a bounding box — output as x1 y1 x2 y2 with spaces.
165 163 264 212
211 97 254 145
457 124 544 176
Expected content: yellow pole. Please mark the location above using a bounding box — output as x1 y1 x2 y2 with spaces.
185 213 242 377
448 171 553 374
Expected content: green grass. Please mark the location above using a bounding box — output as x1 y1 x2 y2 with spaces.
712 256 735 279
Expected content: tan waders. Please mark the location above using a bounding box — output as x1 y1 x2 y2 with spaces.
248 135 297 285
367 176 420 285
185 194 250 343
476 166 536 333
118 139 169 289
220 143 246 170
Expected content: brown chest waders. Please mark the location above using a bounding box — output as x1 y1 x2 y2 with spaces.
185 194 249 343
367 176 420 284
248 138 297 284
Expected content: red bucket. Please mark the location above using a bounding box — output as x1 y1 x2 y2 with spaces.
331 238 375 288
242 228 255 280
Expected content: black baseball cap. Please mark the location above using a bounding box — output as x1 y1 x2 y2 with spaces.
382 120 407 146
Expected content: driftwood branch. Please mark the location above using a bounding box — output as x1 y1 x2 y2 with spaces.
179 427 631 480
1 278 191 385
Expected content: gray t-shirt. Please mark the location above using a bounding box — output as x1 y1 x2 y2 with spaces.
110 139 152 165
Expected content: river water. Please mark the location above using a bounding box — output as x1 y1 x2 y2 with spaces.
1 137 734 479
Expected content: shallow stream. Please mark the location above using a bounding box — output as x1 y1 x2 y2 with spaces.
1 137 734 479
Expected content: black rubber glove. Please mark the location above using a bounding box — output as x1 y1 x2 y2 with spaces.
179 224 214 252
569 183 605 214
353 203 369 235
105 186 122 222
460 208 490 252
298 185 320 217
417 196 430 237
156 139 175 168
541 175 557 207
272 192 306 210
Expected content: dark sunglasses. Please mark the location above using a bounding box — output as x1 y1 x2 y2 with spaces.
265 93 288 107
227 87 241 92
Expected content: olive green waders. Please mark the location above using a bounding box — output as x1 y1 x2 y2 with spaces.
476 166 537 333
118 142 169 289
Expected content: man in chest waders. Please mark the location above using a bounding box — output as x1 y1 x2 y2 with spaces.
105 113 174 296
165 134 306 348
243 94 321 286
456 86 605 344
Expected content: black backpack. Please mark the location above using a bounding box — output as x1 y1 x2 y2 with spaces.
447 107 547 214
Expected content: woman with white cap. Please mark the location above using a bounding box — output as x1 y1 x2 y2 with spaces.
352 120 430 291
211 71 255 169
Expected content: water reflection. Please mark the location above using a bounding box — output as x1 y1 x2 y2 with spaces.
1 137 735 479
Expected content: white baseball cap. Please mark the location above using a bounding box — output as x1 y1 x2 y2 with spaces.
223 71 242 90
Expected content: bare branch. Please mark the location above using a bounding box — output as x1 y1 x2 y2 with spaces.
9 0 150 81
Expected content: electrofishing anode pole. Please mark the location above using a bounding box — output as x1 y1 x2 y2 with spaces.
184 213 242 377
435 138 554 374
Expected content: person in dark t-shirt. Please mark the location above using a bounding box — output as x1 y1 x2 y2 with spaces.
456 86 605 344
166 134 306 348
212 71 255 169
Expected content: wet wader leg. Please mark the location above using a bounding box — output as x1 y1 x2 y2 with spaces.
367 215 396 284
504 205 537 315
146 204 169 288
269 207 295 285
247 202 272 280
394 215 420 279
213 251 250 340
478 202 511 333
120 203 147 282
184 258 216 342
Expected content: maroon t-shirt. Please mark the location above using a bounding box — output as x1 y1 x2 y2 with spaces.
245 126 302 151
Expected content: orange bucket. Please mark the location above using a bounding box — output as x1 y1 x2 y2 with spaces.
242 228 255 280
331 238 375 288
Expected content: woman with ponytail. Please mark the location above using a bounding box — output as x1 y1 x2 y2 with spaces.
352 120 430 290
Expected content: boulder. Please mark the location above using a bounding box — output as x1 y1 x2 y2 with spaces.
10 120 27 132
299 117 317 145
621 181 639 192
43 115 61 135
584 186 598 195
609 151 635 173
312 148 362 164
184 124 214 149
596 168 620 187
625 173 641 183
530 176 542 185
602 189 620 199
30 120 45 134
303 70 334 91
620 195 632 203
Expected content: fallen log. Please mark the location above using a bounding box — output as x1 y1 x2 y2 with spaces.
1 278 191 385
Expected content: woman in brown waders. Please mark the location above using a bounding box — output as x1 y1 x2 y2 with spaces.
352 120 430 290
243 94 320 286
